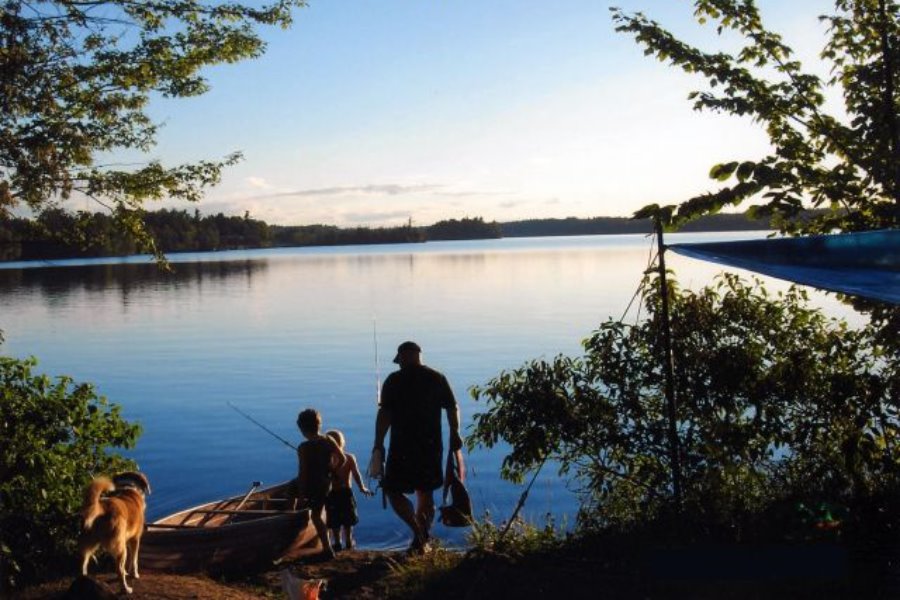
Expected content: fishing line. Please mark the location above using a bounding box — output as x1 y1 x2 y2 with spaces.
227 401 296 451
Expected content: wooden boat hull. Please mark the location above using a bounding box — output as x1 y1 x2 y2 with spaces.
141 481 321 574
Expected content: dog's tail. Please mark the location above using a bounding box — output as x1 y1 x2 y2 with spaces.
81 476 114 531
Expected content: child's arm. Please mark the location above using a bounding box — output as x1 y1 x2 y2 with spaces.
327 436 347 470
349 454 374 496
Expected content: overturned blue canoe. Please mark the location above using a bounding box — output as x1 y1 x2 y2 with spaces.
670 229 900 305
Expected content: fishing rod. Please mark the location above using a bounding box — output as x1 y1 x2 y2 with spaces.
371 317 388 509
499 455 548 540
464 456 549 600
373 316 382 406
227 401 296 451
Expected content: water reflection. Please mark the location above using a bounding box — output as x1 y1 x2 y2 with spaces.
0 259 267 301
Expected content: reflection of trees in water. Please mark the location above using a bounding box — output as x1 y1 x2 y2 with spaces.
0 260 267 301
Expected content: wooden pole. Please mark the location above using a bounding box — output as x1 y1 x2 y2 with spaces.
655 218 683 510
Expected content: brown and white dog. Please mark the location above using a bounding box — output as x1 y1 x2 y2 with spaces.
77 472 150 595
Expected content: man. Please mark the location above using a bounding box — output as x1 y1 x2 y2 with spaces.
373 341 463 553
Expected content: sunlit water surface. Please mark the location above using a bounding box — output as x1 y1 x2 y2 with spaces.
0 233 860 549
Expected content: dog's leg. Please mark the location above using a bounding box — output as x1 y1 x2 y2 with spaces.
116 544 132 594
80 549 93 576
128 537 141 579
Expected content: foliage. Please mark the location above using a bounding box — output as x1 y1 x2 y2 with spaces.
272 221 426 247
466 511 566 557
427 217 502 241
468 273 899 538
501 211 776 238
381 546 464 600
0 355 141 589
0 208 272 259
0 0 306 257
612 1 900 234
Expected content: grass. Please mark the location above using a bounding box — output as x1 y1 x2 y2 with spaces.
377 510 893 600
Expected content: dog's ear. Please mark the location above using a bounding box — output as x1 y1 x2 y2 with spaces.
137 472 151 494
114 471 151 494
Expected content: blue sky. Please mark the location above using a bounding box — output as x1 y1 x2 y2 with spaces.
132 1 833 227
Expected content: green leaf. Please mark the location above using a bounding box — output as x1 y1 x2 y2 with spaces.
710 161 739 181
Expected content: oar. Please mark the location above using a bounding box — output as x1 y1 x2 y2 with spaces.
223 480 262 525
233 480 262 512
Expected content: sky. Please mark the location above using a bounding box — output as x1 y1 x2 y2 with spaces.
116 0 836 227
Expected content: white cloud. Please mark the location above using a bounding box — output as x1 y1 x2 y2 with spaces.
249 183 444 200
245 176 274 190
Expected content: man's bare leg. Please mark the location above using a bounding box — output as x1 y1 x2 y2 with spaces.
414 489 435 543
387 490 426 548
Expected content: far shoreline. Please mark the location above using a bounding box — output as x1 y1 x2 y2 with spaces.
0 210 778 265
0 229 774 271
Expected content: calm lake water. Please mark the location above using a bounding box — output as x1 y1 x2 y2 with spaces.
0 233 857 549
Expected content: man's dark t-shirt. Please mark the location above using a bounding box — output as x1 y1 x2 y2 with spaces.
380 364 457 493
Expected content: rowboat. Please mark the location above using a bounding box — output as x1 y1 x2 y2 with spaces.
140 480 321 574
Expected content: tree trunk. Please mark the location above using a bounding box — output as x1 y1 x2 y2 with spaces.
878 0 900 206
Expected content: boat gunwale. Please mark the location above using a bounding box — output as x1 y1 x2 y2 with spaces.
148 481 305 530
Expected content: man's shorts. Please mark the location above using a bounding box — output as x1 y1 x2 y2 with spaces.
382 445 442 493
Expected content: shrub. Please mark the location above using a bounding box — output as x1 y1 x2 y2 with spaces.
0 355 141 589
469 274 899 539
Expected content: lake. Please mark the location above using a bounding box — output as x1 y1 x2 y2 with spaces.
0 232 857 549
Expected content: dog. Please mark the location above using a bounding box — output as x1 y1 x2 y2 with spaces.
77 471 150 595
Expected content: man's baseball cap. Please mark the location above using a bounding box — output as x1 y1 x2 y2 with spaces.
393 341 422 364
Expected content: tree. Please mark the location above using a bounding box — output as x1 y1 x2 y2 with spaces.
0 355 141 589
612 0 900 234
468 274 898 536
427 217 503 240
1 0 305 256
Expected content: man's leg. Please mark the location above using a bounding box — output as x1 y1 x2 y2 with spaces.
414 489 435 543
387 490 426 546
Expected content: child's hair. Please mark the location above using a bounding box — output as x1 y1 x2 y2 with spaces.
296 408 322 434
325 429 345 449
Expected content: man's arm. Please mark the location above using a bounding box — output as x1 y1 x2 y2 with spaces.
440 374 463 452
446 404 463 451
374 406 390 451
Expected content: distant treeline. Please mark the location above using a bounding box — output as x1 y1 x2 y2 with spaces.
0 209 770 262
0 210 502 261
501 212 772 237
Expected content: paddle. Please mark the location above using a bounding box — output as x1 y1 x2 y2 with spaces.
223 480 262 524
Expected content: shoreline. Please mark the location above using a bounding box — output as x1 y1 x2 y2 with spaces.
14 534 875 600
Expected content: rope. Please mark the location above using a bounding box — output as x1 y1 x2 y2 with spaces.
619 234 658 325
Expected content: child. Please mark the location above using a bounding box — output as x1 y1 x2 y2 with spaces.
325 429 374 551
296 409 346 559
